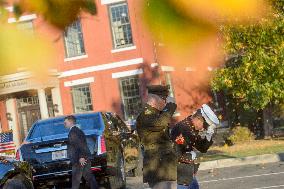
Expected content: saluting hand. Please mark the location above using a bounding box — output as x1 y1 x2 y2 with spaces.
79 158 87 166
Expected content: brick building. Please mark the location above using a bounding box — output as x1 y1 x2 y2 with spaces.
0 0 224 147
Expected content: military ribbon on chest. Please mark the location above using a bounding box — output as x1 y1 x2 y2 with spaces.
175 134 185 144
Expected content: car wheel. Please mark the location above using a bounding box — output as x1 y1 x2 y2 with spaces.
108 151 126 189
3 174 33 189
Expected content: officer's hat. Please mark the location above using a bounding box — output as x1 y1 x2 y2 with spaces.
147 85 170 99
200 104 220 127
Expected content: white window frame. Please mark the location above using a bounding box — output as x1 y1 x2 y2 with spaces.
119 75 141 120
109 2 134 49
71 84 93 113
63 19 86 58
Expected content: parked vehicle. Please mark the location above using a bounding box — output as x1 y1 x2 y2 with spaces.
0 156 34 189
17 112 141 189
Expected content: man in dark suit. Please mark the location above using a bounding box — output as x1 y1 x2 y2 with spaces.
64 115 98 189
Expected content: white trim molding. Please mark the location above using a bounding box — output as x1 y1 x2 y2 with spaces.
112 69 143 78
161 66 175 72
101 0 125 5
59 58 143 78
111 46 136 53
64 77 95 87
64 54 88 62
8 14 37 23
0 72 32 83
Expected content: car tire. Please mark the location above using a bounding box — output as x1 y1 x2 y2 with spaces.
108 151 126 189
3 174 33 189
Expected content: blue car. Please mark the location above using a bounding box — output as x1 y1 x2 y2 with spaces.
17 112 140 189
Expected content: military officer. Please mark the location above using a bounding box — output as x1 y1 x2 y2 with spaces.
171 104 220 189
136 85 177 189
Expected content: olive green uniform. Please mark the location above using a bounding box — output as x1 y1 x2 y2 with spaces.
136 103 177 187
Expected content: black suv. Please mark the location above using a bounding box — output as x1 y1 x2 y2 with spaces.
17 112 140 189
0 156 33 189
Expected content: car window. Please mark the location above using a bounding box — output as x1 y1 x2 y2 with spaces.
28 121 68 140
114 115 130 133
105 113 130 133
77 115 104 131
28 114 105 140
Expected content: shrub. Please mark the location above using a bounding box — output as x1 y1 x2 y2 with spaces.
227 126 255 144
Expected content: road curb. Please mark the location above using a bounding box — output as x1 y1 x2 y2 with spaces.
199 153 284 170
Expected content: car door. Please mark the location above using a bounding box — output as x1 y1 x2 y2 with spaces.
107 113 140 172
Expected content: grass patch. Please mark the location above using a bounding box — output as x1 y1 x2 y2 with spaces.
199 139 284 162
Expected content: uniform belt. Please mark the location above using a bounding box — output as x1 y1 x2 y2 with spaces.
178 157 194 164
178 155 195 164
144 144 173 151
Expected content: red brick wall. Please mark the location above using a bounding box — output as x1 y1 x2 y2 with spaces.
55 0 156 117
0 101 9 132
4 0 217 121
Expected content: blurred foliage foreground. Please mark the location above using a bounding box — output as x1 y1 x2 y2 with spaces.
0 0 269 76
0 0 282 115
0 0 96 79
143 0 283 136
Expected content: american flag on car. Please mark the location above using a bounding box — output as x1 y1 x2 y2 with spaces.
0 132 16 153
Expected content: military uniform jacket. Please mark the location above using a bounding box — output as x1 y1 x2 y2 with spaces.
171 116 213 185
136 104 177 185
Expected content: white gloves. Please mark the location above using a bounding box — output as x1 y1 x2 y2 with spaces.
186 151 197 160
190 151 197 160
204 125 216 141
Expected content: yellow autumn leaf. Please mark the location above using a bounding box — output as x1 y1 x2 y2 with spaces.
0 24 55 79
142 0 217 49
15 0 97 29
170 0 268 24
17 0 48 15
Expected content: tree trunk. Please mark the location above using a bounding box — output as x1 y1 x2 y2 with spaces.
262 104 274 138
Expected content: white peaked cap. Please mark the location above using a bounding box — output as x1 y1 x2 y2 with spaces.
200 104 220 126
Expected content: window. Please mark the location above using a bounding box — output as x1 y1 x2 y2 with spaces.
165 73 175 99
109 3 133 49
28 114 103 141
71 84 93 113
119 76 141 120
63 20 85 58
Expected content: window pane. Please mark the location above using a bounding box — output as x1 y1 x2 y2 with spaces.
119 76 141 120
109 3 133 49
64 20 86 58
71 85 93 113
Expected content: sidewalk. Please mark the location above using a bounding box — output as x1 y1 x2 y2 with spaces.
199 152 284 170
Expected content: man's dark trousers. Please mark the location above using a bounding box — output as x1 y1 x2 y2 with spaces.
71 161 98 189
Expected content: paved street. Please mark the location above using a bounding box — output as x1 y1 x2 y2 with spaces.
198 162 284 189
126 162 284 189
